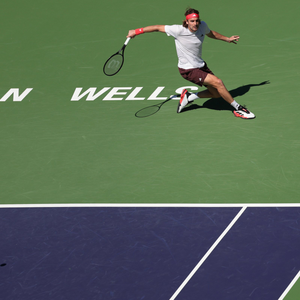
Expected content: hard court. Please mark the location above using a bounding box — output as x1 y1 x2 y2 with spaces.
0 0 300 299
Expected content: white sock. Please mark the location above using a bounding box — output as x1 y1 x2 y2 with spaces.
230 100 240 110
187 93 200 102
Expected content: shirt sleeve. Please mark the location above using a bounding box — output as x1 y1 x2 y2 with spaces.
165 25 182 38
201 21 211 35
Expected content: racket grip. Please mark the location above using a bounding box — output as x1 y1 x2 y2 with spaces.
124 37 131 45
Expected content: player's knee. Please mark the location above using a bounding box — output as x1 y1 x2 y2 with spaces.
205 75 224 95
207 75 223 89
213 77 224 88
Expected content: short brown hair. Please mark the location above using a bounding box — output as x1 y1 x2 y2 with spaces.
182 8 200 28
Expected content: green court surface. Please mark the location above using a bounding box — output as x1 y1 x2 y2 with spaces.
0 0 299 204
283 274 300 300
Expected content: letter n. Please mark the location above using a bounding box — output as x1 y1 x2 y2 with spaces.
0 88 33 102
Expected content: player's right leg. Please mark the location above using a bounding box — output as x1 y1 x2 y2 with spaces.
203 74 234 105
203 74 256 119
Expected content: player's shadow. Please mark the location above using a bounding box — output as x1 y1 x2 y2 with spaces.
184 81 270 112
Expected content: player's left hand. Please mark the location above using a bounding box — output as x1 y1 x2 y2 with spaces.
228 35 240 44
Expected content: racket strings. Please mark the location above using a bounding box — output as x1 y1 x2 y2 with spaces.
104 54 124 76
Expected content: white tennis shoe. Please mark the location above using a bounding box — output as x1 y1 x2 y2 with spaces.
233 105 256 119
177 89 193 113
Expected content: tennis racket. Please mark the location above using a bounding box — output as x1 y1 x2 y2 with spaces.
135 95 180 118
103 37 131 76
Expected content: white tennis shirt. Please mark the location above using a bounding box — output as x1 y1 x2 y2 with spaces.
165 21 211 69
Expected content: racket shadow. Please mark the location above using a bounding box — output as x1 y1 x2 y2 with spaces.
135 95 180 118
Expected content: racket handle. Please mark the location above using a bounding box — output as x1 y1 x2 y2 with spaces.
124 37 131 45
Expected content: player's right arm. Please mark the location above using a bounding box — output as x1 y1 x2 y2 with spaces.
127 25 165 38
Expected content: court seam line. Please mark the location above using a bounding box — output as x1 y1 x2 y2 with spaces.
169 205 247 300
278 270 300 300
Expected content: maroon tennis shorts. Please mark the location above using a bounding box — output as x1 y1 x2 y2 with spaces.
178 63 214 87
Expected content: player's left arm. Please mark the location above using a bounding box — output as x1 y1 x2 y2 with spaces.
206 30 239 44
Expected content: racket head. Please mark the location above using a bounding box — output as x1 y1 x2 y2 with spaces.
103 53 124 76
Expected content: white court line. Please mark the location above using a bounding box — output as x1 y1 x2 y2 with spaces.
278 271 300 300
169 205 247 300
0 203 300 208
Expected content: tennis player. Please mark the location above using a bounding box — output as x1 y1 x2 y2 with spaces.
127 8 255 119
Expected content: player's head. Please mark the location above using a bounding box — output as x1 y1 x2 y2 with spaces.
183 8 201 32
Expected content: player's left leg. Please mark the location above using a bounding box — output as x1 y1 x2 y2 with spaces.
196 85 220 99
177 86 220 113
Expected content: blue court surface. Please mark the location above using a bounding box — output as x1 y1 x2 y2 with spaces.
0 205 299 300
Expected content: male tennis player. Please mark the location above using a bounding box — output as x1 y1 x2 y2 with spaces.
127 8 255 119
